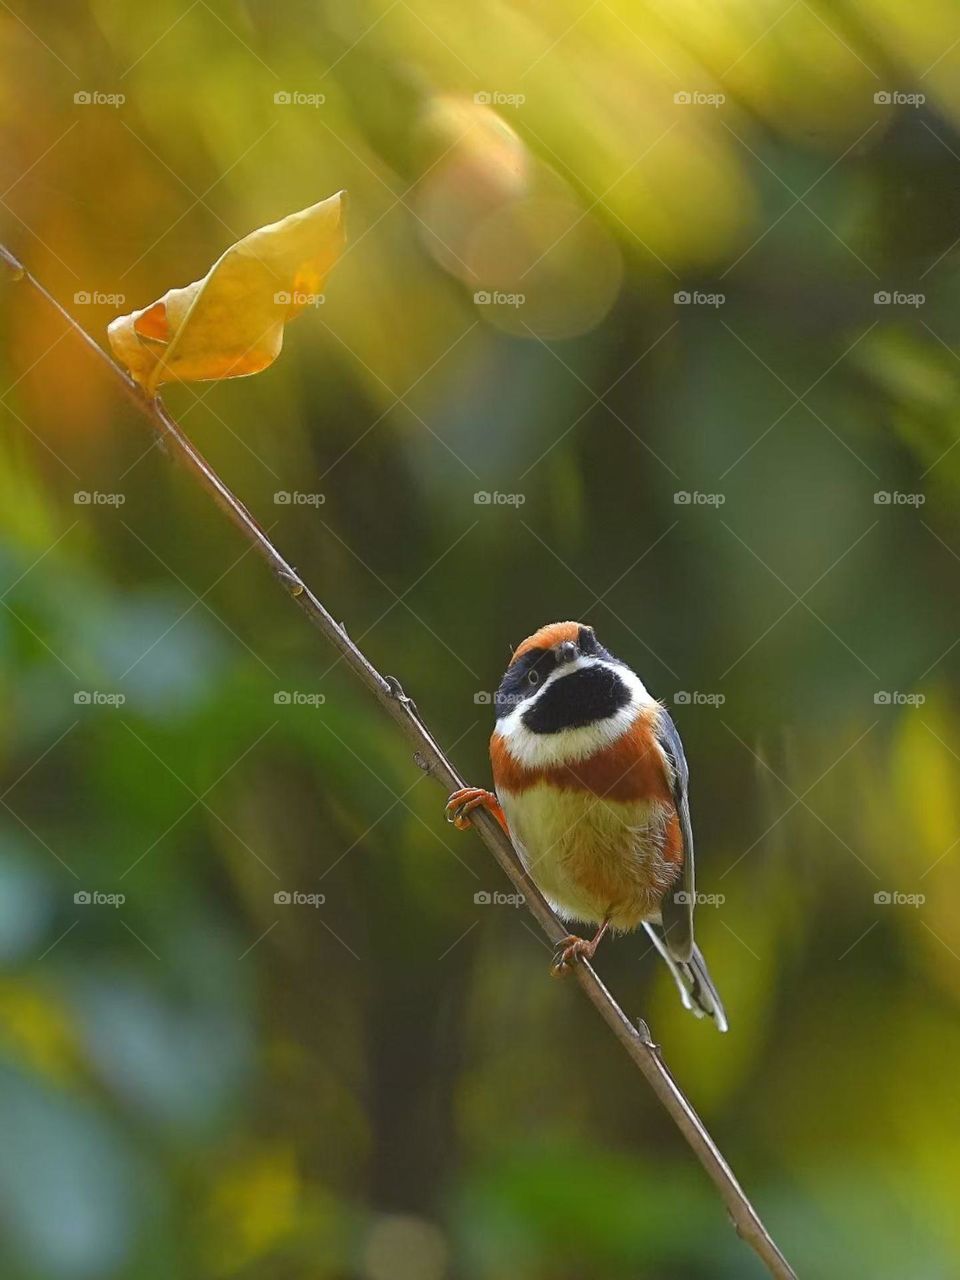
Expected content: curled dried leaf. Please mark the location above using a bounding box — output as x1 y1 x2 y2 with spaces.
107 191 346 392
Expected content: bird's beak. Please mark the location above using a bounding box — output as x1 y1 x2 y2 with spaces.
554 640 578 665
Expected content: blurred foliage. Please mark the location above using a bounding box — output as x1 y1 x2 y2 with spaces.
3 0 960 1276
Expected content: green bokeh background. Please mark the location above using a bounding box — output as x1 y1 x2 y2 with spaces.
3 1 960 1276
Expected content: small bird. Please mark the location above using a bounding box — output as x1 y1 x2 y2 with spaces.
446 621 727 1031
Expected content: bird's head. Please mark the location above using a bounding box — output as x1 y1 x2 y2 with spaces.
493 621 653 767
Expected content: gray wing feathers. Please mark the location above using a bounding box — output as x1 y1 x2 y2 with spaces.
654 708 695 962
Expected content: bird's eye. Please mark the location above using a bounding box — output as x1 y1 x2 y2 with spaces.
528 670 539 686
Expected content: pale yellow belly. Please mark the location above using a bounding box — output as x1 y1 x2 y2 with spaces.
499 783 678 930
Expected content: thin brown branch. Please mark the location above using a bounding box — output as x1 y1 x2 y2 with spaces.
1 242 797 1280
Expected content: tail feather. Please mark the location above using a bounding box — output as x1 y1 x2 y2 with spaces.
642 922 729 1032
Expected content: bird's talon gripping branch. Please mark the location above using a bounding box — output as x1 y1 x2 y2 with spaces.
445 786 508 833
551 934 596 975
551 919 610 976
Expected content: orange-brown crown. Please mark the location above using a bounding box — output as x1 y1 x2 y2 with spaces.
509 621 589 665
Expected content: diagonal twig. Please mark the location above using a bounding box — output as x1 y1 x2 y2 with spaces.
0 241 797 1280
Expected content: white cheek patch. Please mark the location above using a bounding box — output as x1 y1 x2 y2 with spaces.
498 658 657 769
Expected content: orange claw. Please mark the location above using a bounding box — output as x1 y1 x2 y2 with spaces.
445 786 509 834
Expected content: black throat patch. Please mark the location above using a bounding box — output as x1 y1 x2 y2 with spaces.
521 664 631 735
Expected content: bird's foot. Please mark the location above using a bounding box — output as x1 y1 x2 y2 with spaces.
550 934 598 976
445 787 507 833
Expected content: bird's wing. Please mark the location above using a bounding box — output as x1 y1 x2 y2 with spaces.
654 707 695 962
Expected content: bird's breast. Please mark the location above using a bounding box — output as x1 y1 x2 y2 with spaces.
491 709 683 929
499 782 680 929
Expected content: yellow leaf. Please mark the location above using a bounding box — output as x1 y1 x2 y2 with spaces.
107 191 346 392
